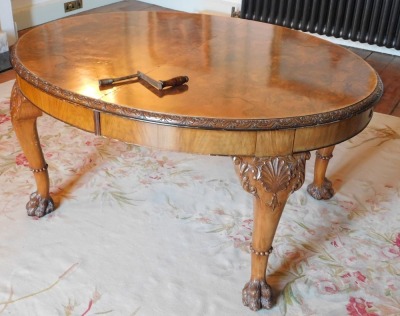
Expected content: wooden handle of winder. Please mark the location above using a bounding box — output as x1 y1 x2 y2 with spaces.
160 76 189 89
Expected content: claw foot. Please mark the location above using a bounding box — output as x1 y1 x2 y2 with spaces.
26 192 55 217
242 279 273 311
307 178 334 200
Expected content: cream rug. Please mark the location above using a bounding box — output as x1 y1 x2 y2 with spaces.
0 80 399 315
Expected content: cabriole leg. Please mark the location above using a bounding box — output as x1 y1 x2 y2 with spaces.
10 83 54 217
307 146 335 200
233 152 310 311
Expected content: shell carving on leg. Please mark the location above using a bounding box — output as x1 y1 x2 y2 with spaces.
233 152 310 211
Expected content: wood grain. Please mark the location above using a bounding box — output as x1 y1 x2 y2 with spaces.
11 12 381 132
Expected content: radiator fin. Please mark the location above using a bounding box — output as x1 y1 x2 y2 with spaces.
240 0 400 50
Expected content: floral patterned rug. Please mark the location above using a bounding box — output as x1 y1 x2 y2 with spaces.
0 79 400 315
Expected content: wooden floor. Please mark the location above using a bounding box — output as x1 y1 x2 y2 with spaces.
1 0 400 117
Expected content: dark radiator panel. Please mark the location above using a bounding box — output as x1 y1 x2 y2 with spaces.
240 0 400 50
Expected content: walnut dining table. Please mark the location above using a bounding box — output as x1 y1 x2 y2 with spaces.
10 12 382 311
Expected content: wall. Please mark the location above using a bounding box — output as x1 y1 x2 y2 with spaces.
13 0 50 7
140 0 241 16
12 0 123 30
0 0 17 45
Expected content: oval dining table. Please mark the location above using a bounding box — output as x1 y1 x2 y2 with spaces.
10 11 382 311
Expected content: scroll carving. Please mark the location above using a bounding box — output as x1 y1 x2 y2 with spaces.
233 152 310 211
10 83 43 121
10 83 26 118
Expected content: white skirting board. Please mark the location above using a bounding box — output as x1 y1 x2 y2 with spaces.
310 33 400 57
12 0 124 30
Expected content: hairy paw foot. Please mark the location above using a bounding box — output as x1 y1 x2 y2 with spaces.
307 177 334 200
26 192 55 217
242 279 273 311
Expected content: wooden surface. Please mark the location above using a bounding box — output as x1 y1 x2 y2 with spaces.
11 11 381 156
13 12 378 121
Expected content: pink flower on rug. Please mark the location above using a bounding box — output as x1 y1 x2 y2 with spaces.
346 297 379 316
339 201 356 211
149 175 161 180
380 235 400 258
386 280 398 293
231 235 250 249
353 271 366 283
196 216 211 224
341 271 367 290
84 138 104 147
394 233 400 248
120 151 138 159
241 218 253 229
15 153 29 167
139 178 152 186
381 245 400 258
0 113 10 124
156 158 175 168
213 209 226 215
45 152 58 160
316 279 339 294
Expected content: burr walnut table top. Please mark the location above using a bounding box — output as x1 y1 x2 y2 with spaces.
11 12 382 156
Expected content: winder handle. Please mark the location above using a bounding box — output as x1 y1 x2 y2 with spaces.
160 76 189 89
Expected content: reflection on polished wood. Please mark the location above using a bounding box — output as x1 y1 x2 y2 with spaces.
10 12 382 311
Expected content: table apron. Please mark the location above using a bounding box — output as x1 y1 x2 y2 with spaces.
17 76 373 157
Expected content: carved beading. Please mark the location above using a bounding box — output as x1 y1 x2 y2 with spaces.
10 48 383 131
30 163 48 173
233 152 310 211
316 151 333 160
250 244 273 256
